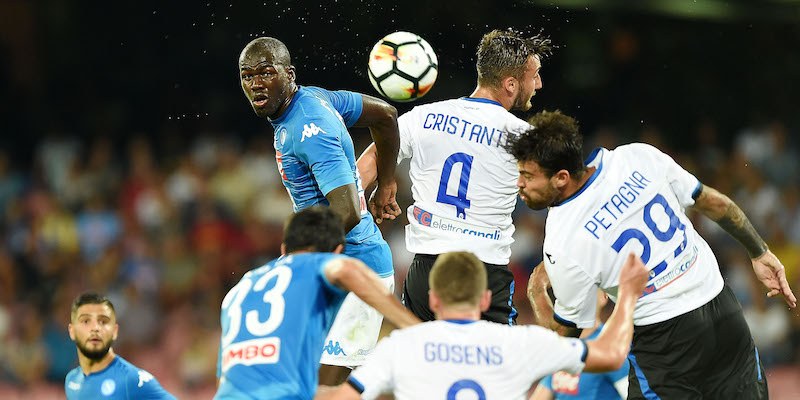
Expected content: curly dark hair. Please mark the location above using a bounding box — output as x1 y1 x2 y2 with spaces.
506 110 586 177
476 28 552 87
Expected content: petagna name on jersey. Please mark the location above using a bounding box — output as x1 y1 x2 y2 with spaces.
221 337 281 373
584 170 652 239
420 113 509 148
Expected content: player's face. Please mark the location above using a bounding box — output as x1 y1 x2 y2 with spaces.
69 304 118 361
516 160 559 210
512 55 542 112
240 51 294 119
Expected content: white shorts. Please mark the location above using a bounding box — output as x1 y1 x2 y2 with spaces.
320 275 395 367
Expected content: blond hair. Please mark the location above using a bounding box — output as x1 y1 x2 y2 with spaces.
429 252 487 308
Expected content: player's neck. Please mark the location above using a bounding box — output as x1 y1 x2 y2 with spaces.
79 348 117 375
469 86 512 110
557 166 596 204
270 83 299 119
435 309 481 321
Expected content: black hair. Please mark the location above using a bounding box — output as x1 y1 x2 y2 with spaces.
70 292 115 321
507 110 586 177
283 206 346 253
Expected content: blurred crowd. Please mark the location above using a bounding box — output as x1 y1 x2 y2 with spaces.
0 117 798 397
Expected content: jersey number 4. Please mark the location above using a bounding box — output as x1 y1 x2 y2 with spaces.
437 152 473 219
221 266 292 347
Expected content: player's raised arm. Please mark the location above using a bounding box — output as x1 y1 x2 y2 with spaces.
352 94 401 223
583 253 648 372
324 256 420 329
691 184 797 308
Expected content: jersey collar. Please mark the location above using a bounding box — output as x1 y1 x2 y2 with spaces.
443 319 477 324
552 147 605 207
459 97 503 107
269 85 303 125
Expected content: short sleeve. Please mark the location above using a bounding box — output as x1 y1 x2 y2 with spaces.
638 143 701 207
517 325 587 377
347 333 397 400
539 374 553 390
320 89 364 127
128 369 177 399
293 114 356 195
543 251 599 330
396 109 416 163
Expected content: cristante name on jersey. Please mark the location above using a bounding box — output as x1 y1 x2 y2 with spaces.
421 113 510 148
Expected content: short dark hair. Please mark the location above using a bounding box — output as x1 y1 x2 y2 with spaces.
476 28 552 87
507 110 586 177
71 292 115 321
240 37 292 66
283 206 346 253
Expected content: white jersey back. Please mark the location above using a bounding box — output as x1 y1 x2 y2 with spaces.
543 144 724 328
349 320 586 400
397 98 531 265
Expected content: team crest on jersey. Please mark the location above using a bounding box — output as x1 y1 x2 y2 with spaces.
301 123 326 142
551 371 580 394
101 379 116 396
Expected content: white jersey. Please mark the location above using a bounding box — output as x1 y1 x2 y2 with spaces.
348 320 586 400
397 97 531 265
543 144 724 328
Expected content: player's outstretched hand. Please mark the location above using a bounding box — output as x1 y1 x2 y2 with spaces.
752 250 797 308
618 253 649 299
369 179 401 224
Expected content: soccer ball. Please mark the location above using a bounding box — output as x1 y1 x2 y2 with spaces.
367 31 438 102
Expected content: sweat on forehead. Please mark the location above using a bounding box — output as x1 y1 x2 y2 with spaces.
240 37 292 67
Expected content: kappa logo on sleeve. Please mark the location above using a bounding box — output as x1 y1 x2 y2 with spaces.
137 370 154 387
301 123 327 142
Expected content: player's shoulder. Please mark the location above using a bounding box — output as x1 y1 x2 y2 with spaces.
613 142 663 158
65 365 82 382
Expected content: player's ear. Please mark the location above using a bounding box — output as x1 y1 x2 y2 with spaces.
286 65 296 82
552 169 571 189
429 290 441 314
68 323 75 341
333 244 344 254
479 290 492 312
112 324 119 341
502 76 518 96
280 243 287 256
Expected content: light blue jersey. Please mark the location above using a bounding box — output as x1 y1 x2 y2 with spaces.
215 252 349 399
65 356 175 400
539 325 629 399
270 86 393 278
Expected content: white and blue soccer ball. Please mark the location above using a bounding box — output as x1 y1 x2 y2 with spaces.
367 31 438 102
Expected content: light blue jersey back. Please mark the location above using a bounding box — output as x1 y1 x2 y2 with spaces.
539 325 629 399
269 87 392 276
215 252 349 399
65 356 175 400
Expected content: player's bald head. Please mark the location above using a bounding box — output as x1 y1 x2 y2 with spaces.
239 37 292 68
